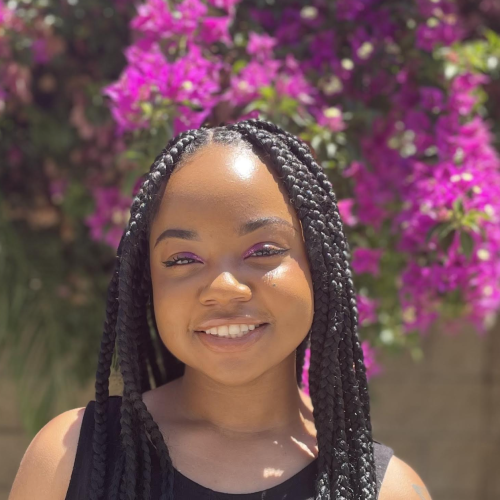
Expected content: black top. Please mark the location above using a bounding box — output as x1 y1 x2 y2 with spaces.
66 396 394 499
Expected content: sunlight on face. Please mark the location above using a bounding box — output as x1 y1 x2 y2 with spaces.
148 142 314 386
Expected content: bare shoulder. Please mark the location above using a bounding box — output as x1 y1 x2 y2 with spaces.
8 407 86 500
379 454 433 500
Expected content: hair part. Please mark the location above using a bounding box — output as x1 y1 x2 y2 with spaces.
90 119 377 500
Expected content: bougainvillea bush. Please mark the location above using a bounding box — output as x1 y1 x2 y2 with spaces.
1 0 500 427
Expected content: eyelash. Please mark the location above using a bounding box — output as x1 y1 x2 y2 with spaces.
162 246 289 268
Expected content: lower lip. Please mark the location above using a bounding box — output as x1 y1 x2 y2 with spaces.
194 324 269 352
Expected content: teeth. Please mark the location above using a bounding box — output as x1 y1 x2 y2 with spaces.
204 323 262 338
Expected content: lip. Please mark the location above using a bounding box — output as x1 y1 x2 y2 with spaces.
194 316 267 331
195 323 270 353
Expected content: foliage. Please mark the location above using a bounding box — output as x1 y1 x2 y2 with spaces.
1 0 500 429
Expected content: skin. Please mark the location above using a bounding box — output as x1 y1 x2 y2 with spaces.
8 142 433 500
143 142 317 492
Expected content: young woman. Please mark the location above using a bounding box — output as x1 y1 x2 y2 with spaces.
9 119 433 500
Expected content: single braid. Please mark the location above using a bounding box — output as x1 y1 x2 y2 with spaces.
90 236 125 500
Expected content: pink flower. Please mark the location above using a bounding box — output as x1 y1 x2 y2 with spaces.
247 32 277 61
301 346 311 395
337 199 358 227
357 295 379 325
361 341 383 379
352 248 383 276
206 0 241 14
313 105 345 132
85 187 132 250
198 16 232 45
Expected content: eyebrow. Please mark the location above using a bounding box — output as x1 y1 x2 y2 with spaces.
154 216 298 248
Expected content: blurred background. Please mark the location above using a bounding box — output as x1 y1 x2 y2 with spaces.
1 0 500 499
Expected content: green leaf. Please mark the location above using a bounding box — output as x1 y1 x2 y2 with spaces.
140 101 153 118
121 169 142 197
259 86 276 101
232 59 247 74
242 99 267 115
440 229 456 254
60 182 93 219
425 221 451 244
459 231 475 259
278 96 298 114
452 197 464 216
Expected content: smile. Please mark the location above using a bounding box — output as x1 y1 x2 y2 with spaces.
197 323 267 338
194 323 270 352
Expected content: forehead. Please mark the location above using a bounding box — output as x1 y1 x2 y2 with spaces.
152 143 298 231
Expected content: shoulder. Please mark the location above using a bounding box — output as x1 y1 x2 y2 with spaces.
8 407 86 500
378 454 433 500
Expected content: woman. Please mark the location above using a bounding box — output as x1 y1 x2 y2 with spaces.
9 119 432 500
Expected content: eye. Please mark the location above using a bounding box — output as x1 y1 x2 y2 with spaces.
162 253 201 268
248 245 289 258
162 245 289 268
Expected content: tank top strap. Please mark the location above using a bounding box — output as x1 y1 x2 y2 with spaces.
373 439 394 497
65 396 123 500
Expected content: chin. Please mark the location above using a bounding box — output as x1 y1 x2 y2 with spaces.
205 363 267 387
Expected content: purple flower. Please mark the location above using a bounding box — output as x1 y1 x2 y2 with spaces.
337 198 358 227
31 38 50 64
420 87 445 113
335 0 379 21
361 341 383 379
276 55 317 105
85 187 132 250
247 32 277 61
301 347 311 395
103 42 224 135
415 0 464 51
357 294 379 325
198 16 232 45
313 105 345 132
206 0 241 14
352 248 383 276
131 0 208 43
223 59 280 106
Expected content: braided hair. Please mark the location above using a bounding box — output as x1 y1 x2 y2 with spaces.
89 118 378 500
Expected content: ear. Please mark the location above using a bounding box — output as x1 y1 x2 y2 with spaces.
378 455 433 500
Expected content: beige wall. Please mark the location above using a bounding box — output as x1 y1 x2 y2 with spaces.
1 324 499 500
370 323 500 500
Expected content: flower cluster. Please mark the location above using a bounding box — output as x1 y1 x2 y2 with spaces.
102 0 238 134
95 0 500 390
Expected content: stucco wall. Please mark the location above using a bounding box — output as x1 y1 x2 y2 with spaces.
370 323 500 500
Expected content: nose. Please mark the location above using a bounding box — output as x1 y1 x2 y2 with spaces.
199 271 252 306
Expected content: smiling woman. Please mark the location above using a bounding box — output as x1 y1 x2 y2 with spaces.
148 139 314 382
9 119 432 500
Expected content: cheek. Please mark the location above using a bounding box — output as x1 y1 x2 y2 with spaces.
150 266 190 353
268 260 314 340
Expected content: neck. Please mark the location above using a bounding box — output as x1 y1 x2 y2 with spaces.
174 354 308 437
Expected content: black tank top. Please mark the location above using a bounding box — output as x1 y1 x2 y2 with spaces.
66 396 394 499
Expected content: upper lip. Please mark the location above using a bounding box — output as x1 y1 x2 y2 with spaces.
194 316 268 331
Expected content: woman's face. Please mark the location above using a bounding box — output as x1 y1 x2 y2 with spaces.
149 142 314 386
